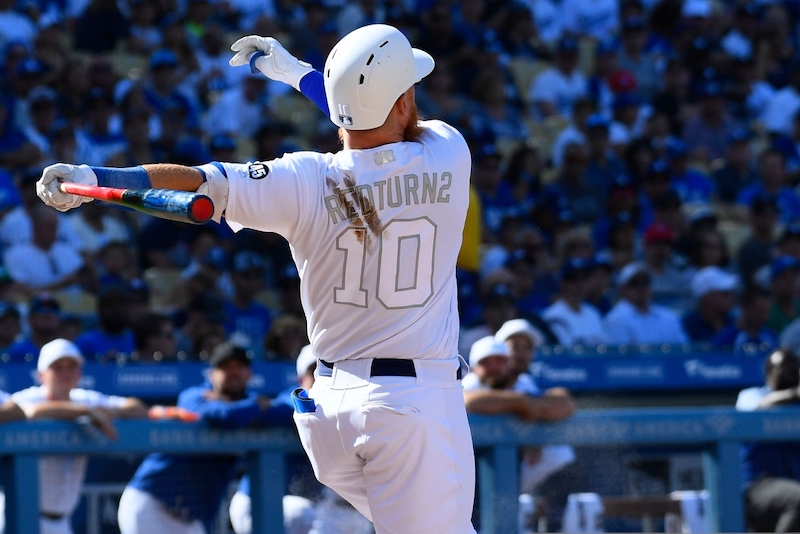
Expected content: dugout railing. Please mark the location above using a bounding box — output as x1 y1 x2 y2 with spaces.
0 407 796 533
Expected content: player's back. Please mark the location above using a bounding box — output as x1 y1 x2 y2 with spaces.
224 119 471 362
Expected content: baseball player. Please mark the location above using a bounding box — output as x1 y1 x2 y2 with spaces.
11 338 148 534
116 342 294 534
37 23 476 533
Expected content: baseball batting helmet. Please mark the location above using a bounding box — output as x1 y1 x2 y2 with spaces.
323 24 434 130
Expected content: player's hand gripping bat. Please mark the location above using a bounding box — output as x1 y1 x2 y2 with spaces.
59 183 214 224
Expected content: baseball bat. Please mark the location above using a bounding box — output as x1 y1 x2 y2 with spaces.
59 183 214 224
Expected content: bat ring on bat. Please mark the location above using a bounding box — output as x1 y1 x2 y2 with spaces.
58 183 214 224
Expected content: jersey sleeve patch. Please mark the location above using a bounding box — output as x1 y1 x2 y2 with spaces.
248 163 269 180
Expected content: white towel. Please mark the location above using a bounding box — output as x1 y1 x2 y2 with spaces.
562 492 605 533
669 490 711 533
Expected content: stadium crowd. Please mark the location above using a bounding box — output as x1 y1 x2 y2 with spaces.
0 0 799 358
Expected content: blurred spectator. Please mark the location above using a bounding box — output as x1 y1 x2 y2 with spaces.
174 291 226 358
106 108 158 167
495 318 546 380
0 0 37 49
117 342 292 534
559 0 618 39
223 250 273 358
463 335 576 530
609 92 645 150
641 222 693 310
664 139 714 204
124 0 162 56
542 257 606 347
651 55 690 137
736 150 800 223
713 285 777 355
735 349 800 532
586 40 623 117
202 71 270 138
66 201 131 259
190 322 227 361
712 128 758 203
3 204 86 294
80 87 126 166
761 58 800 136
415 57 472 127
765 256 800 335
583 113 627 198
263 314 307 362
682 266 737 342
778 223 800 263
195 24 238 106
539 142 602 225
617 16 659 100
551 97 594 168
8 292 62 361
22 85 60 166
13 338 147 534
130 312 177 363
721 3 759 61
143 49 199 132
469 67 529 145
737 194 778 285
771 111 800 184
74 282 136 361
460 283 520 356
502 144 542 217
683 80 741 164
0 168 81 249
72 0 129 53
182 244 229 302
602 211 639 272
604 261 688 345
518 0 563 45
96 241 139 288
0 301 20 354
528 37 587 120
471 143 520 243
0 95 41 171
686 228 731 271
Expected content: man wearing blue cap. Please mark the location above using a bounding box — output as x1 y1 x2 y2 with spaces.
223 250 273 359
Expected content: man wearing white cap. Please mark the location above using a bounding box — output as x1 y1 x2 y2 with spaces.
464 336 576 532
12 338 147 534
603 262 688 345
681 266 738 342
496 321 581 524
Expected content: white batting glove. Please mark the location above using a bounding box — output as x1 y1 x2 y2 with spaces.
36 163 97 212
229 35 313 91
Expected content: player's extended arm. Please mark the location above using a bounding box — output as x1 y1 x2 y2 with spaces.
229 36 328 114
37 162 229 223
109 397 149 419
0 400 25 423
464 389 576 422
22 401 118 440
756 386 800 408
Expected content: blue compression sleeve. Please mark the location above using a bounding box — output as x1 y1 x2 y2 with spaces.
90 166 151 189
298 70 329 115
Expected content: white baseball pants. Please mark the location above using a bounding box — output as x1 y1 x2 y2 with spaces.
117 486 205 534
294 358 477 534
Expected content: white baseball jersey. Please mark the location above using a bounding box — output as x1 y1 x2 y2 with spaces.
12 386 128 516
220 119 470 362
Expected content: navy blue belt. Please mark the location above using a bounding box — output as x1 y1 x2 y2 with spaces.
318 358 462 379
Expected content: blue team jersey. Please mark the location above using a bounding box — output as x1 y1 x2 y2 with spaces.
128 383 293 526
